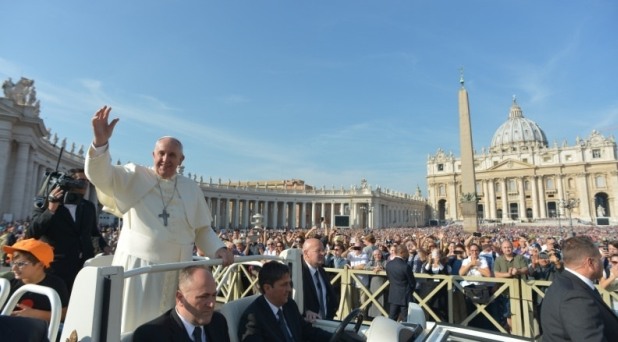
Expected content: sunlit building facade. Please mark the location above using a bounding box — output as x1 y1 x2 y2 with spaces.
427 98 618 225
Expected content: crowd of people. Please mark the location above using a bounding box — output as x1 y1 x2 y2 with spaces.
212 222 618 333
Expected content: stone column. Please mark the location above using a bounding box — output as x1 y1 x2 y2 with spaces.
577 172 591 220
0 123 13 214
212 198 220 229
531 177 539 219
222 198 229 230
311 202 316 227
447 181 457 220
374 203 382 229
537 177 547 218
488 180 496 219
300 202 306 228
501 179 508 220
290 201 297 229
262 201 269 228
242 200 250 228
285 202 292 229
232 199 239 229
482 180 490 220
272 201 279 229
10 142 30 218
518 178 526 220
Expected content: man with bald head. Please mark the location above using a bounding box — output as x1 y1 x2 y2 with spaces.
301 238 339 321
134 265 229 341
85 106 233 333
541 236 618 341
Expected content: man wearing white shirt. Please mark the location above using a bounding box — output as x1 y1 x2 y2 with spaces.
238 261 332 341
133 265 230 341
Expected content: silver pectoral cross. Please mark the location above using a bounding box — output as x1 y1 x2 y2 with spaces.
159 209 170 226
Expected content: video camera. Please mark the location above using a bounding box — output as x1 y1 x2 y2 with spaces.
45 171 87 192
33 147 87 208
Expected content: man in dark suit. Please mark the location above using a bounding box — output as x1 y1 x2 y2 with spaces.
385 244 416 321
29 168 110 292
0 316 49 342
133 265 229 342
239 261 333 342
541 236 618 341
301 238 339 321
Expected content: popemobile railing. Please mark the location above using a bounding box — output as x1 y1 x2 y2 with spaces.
214 261 618 339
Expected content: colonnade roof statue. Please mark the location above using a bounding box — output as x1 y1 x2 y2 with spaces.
2 77 40 113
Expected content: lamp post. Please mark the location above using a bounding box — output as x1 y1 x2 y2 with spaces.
559 197 580 237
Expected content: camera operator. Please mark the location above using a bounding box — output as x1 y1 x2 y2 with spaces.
28 168 110 293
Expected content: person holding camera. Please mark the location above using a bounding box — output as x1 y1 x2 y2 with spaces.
28 168 110 293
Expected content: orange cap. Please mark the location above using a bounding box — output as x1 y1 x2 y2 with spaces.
3 238 54 267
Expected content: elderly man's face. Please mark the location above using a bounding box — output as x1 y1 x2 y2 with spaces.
153 137 184 179
303 239 325 268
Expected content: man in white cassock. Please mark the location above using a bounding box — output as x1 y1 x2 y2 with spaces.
85 106 234 333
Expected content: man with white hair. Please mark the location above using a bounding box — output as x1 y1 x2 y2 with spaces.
85 106 233 333
302 238 338 321
263 239 277 256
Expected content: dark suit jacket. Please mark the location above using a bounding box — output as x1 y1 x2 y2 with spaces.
385 257 416 305
540 269 618 341
238 295 332 342
133 308 230 342
30 198 108 290
301 259 338 319
0 315 49 342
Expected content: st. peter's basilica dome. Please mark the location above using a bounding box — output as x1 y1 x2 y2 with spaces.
490 98 548 152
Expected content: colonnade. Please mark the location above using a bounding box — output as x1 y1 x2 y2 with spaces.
202 190 427 230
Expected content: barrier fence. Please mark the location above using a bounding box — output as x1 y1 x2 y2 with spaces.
215 261 618 339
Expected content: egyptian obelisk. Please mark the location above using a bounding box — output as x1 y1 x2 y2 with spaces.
458 71 479 233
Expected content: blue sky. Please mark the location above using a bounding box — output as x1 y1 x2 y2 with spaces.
1 1 617 195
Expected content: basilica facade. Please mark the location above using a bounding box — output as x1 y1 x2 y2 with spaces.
0 77 426 228
427 98 617 225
